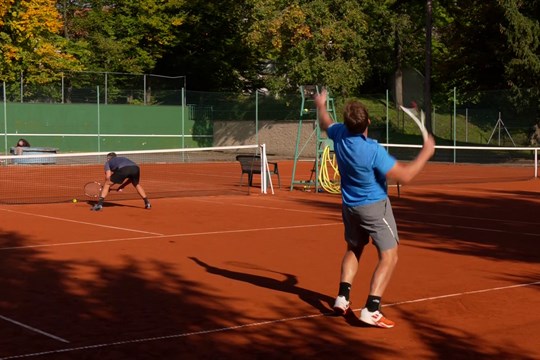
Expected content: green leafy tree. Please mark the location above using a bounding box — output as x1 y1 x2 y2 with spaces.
154 0 259 92
433 1 507 94
67 0 186 74
0 0 82 83
246 0 376 95
498 0 540 108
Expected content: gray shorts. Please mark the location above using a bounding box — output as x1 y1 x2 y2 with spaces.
342 198 399 251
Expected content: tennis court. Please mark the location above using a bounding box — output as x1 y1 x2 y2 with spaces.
1 160 539 359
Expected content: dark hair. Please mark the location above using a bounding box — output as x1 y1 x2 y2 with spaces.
106 152 117 159
17 138 30 147
343 101 370 134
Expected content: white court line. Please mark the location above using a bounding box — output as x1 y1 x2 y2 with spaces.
2 214 540 252
383 281 540 308
191 197 339 216
1 281 538 360
0 315 69 343
0 223 342 251
0 208 163 236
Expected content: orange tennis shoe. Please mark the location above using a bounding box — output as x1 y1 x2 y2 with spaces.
359 308 395 328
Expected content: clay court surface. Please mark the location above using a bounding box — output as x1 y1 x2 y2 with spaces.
1 161 539 359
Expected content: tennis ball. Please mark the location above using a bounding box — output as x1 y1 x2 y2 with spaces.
72 198 78 203
304 108 309 113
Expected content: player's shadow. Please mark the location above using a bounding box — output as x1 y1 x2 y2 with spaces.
188 257 335 315
85 201 141 209
343 308 371 328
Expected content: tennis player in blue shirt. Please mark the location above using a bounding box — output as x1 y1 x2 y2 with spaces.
91 152 151 211
315 89 435 328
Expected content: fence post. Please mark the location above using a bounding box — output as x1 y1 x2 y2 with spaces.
97 86 101 152
256 91 259 145
453 87 457 163
386 89 389 144
20 71 23 103
3 82 7 155
181 87 185 150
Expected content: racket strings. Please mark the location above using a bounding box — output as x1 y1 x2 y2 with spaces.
84 182 102 198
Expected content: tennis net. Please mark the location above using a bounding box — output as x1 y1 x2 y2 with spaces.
384 143 539 185
0 144 270 204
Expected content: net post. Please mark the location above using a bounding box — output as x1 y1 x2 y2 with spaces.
535 148 538 178
260 144 267 194
259 143 274 195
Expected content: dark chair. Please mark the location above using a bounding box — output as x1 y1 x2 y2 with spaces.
236 155 280 188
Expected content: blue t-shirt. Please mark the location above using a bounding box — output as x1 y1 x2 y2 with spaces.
327 123 396 207
105 157 136 171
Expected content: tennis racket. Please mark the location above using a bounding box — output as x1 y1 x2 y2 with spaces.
400 105 429 141
84 181 103 198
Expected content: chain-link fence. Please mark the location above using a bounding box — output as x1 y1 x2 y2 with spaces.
3 71 186 105
432 89 539 146
2 75 539 153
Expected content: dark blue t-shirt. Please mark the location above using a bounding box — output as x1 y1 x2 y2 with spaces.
105 157 136 172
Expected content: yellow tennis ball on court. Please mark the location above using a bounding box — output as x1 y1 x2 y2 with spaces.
72 198 78 203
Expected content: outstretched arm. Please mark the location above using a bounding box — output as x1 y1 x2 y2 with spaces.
386 135 436 184
314 89 334 132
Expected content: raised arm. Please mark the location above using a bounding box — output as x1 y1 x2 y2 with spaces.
386 135 436 184
314 89 334 131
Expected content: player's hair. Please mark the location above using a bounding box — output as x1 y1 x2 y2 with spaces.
107 152 117 159
343 101 370 134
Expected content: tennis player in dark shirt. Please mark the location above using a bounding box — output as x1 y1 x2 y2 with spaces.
91 152 151 211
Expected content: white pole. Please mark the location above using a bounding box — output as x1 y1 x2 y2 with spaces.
261 144 266 194
105 73 108 105
181 88 185 149
385 90 389 144
20 71 23 103
465 108 468 142
181 87 185 162
97 86 101 152
260 143 274 194
453 87 456 163
535 148 538 178
433 106 436 135
255 90 259 145
3 82 7 155
498 112 502 146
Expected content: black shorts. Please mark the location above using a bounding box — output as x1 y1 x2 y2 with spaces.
111 165 141 186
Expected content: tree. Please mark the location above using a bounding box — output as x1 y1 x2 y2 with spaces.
65 0 186 74
498 0 540 108
431 1 509 95
154 0 259 92
246 0 377 95
0 0 82 83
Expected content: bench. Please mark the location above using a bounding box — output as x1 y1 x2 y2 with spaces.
10 147 59 164
236 154 281 188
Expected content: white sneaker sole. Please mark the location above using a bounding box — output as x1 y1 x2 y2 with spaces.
359 308 395 328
